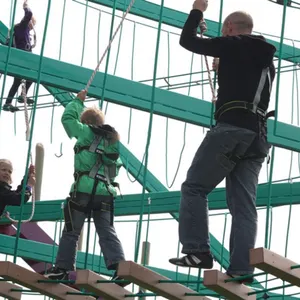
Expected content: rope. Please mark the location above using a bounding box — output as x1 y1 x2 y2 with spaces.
199 20 217 103
4 80 36 223
85 0 136 91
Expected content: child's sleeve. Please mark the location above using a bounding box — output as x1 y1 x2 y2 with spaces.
19 7 33 28
1 185 31 207
61 98 88 139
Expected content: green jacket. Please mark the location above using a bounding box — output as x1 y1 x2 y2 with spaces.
61 98 122 197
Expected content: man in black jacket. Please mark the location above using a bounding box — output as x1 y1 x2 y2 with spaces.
169 0 276 283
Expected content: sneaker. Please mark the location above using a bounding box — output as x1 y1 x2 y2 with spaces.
111 271 130 288
169 252 214 269
226 273 254 285
2 104 19 112
17 96 34 105
44 266 69 280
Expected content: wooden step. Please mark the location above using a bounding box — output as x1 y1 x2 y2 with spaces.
203 270 255 300
250 247 300 287
117 261 210 300
76 269 132 300
0 281 22 300
0 261 94 300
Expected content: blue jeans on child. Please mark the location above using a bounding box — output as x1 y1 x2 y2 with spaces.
179 121 268 275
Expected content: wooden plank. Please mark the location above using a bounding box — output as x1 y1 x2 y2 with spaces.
117 260 210 300
76 269 132 300
203 270 255 300
0 261 94 300
250 247 300 287
0 281 22 300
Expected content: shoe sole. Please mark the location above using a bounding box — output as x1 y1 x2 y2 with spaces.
169 260 213 269
44 274 68 280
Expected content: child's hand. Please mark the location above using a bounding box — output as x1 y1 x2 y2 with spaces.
29 164 35 174
23 0 28 8
77 90 87 102
27 165 36 187
27 173 36 187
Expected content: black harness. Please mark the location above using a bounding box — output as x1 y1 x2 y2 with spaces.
214 67 275 162
65 125 121 228
214 67 274 122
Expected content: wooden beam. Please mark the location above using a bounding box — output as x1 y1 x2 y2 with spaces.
0 281 22 300
117 261 210 300
0 261 94 300
76 269 132 300
203 270 255 300
250 247 300 287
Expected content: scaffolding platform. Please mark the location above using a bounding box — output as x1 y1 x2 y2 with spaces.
117 261 210 300
0 261 94 300
250 247 300 287
203 269 255 300
76 269 132 300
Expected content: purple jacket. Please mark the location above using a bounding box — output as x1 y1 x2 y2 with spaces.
13 7 33 51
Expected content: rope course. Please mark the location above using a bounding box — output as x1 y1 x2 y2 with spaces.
0 0 299 299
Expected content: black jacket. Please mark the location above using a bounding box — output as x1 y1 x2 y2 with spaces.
0 181 31 216
180 9 276 133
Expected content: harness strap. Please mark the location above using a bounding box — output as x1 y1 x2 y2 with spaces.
89 134 103 153
74 145 119 160
215 67 273 121
71 127 121 225
72 169 120 225
214 101 268 120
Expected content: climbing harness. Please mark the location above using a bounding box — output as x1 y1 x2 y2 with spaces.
214 67 274 121
65 125 122 228
4 81 36 223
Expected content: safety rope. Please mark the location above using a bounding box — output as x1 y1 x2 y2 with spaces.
4 80 36 223
85 0 136 91
199 20 217 103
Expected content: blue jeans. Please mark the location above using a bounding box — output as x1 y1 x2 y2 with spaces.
55 192 125 271
179 122 268 275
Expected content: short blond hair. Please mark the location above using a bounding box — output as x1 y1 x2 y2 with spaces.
80 106 105 126
0 159 13 168
0 159 13 184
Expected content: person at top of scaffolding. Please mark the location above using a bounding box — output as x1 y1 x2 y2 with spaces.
169 0 276 284
3 0 36 113
0 159 35 216
44 90 128 287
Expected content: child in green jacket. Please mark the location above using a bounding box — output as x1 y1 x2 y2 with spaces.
45 90 127 286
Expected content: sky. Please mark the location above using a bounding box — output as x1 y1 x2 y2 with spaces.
0 0 300 299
